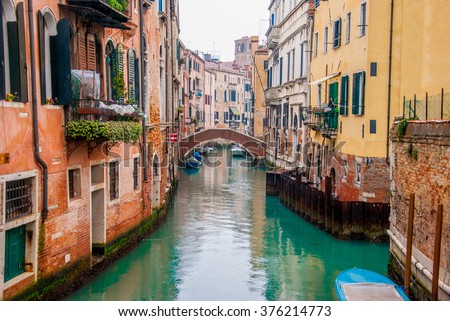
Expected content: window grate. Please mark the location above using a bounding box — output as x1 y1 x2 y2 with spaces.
109 161 119 200
5 178 33 222
68 169 75 199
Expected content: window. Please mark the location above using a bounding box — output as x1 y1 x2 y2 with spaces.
5 178 33 222
214 111 219 122
279 57 283 85
324 27 328 53
224 111 229 122
360 2 367 37
300 43 304 77
355 163 362 184
0 2 28 102
342 159 348 179
38 12 71 105
333 18 342 48
370 120 377 134
314 32 318 57
158 0 164 12
109 160 119 201
224 90 227 102
68 168 81 201
291 49 295 80
346 12 351 44
352 71 365 115
317 83 322 106
287 52 290 81
370 62 377 76
133 157 140 190
340 75 349 115
282 103 288 128
128 49 139 102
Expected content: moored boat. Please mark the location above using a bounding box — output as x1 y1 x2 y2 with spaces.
230 144 245 157
185 157 202 169
335 268 410 301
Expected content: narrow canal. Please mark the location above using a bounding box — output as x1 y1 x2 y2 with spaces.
67 148 389 301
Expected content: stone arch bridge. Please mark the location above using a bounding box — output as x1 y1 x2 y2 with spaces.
179 128 266 160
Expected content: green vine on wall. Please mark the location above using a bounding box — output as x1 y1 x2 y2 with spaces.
66 120 142 143
397 118 409 139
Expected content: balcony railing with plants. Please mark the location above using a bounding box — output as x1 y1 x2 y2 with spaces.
303 106 339 138
65 70 143 145
68 0 131 22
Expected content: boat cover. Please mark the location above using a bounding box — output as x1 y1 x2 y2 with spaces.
342 283 406 301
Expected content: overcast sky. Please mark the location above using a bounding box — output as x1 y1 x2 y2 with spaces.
179 0 270 62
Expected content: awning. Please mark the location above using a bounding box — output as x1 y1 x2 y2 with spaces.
229 107 240 115
309 72 341 85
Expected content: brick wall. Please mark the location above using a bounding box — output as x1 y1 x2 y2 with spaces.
390 120 450 299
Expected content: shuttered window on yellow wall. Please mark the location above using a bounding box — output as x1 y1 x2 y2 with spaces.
86 34 96 71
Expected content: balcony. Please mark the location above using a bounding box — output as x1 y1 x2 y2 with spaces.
266 25 280 50
67 1 130 23
264 87 281 103
304 107 339 138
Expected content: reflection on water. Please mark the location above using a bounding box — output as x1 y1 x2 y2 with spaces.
67 149 389 301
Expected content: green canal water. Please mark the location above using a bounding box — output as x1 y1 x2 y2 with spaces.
66 150 389 301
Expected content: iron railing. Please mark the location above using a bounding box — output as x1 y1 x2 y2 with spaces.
304 106 339 138
403 89 450 120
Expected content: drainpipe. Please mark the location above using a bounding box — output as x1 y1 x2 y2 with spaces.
28 0 49 221
139 0 148 181
386 0 394 163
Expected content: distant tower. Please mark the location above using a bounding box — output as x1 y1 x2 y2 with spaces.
234 36 253 68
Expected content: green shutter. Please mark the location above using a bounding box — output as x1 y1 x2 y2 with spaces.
135 58 139 105
50 19 72 105
340 75 348 115
16 3 28 102
128 50 135 101
38 11 46 105
352 73 358 114
7 20 20 99
4 225 26 282
329 82 338 106
360 71 366 115
279 57 283 85
0 2 5 99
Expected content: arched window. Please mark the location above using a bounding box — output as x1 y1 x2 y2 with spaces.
37 9 71 105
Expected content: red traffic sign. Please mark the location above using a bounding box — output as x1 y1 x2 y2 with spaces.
169 133 178 143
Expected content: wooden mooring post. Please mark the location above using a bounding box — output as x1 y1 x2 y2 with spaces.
405 193 415 297
432 204 444 300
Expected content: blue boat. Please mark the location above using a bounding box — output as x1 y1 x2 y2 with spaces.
185 157 202 169
335 268 410 301
193 151 203 162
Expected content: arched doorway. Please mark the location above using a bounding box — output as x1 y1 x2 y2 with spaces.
152 153 161 208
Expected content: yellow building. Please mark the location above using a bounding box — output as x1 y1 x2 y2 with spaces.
308 0 394 203
251 40 268 141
